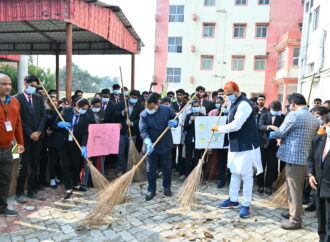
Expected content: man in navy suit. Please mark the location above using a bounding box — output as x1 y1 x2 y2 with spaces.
139 93 178 201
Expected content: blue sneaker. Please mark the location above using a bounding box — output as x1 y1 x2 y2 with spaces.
239 206 250 218
219 199 240 209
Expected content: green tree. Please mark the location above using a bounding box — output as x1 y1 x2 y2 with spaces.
0 64 18 94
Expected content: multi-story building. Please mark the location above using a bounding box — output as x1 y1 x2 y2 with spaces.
298 0 330 105
154 0 304 101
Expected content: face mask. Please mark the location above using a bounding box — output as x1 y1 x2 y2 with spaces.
26 86 36 95
192 107 201 113
227 94 237 103
124 91 129 96
101 97 109 103
318 117 323 125
223 108 229 114
113 90 120 95
92 107 101 113
50 94 57 98
270 110 281 116
326 126 330 136
146 108 156 115
79 109 87 115
215 103 221 109
130 98 138 104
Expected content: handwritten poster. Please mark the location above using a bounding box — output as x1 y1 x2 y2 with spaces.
87 123 120 157
171 114 182 145
194 116 227 149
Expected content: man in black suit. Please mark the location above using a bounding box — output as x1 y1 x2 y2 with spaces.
196 86 213 114
15 75 46 203
257 94 268 123
308 113 330 242
110 84 123 104
114 90 144 175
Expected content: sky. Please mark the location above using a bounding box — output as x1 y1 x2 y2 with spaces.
35 0 156 92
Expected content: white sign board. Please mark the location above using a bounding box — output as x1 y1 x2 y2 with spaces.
194 116 227 149
171 115 182 145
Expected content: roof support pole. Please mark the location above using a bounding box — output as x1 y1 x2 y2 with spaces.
55 44 60 100
131 53 135 90
66 23 73 102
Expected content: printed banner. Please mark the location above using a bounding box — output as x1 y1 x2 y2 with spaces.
171 114 182 145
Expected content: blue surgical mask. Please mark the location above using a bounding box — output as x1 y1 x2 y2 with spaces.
223 108 229 114
215 103 221 109
113 90 120 95
130 98 138 104
192 107 201 113
318 117 323 125
92 107 101 113
124 91 129 96
227 94 237 103
101 97 109 103
270 110 281 116
79 109 87 115
26 86 36 95
146 109 156 115
326 126 330 137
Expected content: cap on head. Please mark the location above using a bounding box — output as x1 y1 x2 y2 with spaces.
224 81 240 92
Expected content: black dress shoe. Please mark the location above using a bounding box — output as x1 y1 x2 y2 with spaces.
145 192 155 201
50 184 57 189
64 191 73 199
73 186 87 192
281 211 290 219
305 203 316 212
164 188 171 196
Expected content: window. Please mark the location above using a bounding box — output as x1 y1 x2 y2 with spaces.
167 68 181 83
258 0 269 4
233 24 246 38
201 56 213 70
168 37 182 53
313 7 320 31
308 63 314 73
254 56 266 71
293 47 300 66
277 50 285 70
203 23 215 37
169 5 184 22
204 0 215 6
235 0 247 5
256 24 268 38
232 56 245 70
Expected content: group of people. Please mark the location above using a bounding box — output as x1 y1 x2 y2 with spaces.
1 73 330 241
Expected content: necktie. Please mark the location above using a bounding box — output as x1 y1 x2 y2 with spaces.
28 96 33 111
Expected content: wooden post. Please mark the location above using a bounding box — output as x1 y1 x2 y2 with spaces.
131 54 135 90
55 44 60 100
66 23 73 102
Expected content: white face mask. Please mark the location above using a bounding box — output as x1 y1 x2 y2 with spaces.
92 107 101 113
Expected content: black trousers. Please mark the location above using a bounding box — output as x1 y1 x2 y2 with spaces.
61 142 82 190
0 147 13 212
257 141 279 188
49 146 62 180
315 196 330 242
38 139 48 184
217 149 228 182
16 137 42 195
185 143 204 176
171 144 184 174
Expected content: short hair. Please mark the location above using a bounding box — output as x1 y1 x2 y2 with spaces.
191 100 200 105
112 84 120 90
122 86 128 91
24 75 39 84
48 89 56 94
323 100 330 106
212 91 218 98
72 95 81 106
185 92 190 97
314 98 322 103
314 106 328 116
74 90 83 95
101 88 110 95
288 93 307 106
224 81 239 92
167 91 175 96
58 98 68 105
196 86 205 92
218 88 224 93
146 93 161 104
91 98 102 105
36 87 43 92
76 98 89 107
241 92 247 97
250 97 258 103
142 91 149 96
326 113 330 123
130 90 140 97
176 89 185 95
269 101 282 111
162 97 172 103
258 94 266 100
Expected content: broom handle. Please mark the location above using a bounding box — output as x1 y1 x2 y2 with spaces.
307 73 316 106
119 66 133 139
38 81 93 166
134 93 198 169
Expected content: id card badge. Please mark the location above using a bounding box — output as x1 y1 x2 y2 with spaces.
5 121 13 132
68 134 73 141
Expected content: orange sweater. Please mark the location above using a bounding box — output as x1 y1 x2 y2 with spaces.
0 96 24 148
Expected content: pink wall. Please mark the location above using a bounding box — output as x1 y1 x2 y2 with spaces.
154 0 169 93
0 55 20 62
264 0 304 105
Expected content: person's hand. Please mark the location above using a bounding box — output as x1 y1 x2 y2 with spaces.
211 125 219 132
168 120 178 128
268 125 278 131
190 116 196 121
46 128 52 136
17 145 25 154
58 121 71 130
126 120 133 127
123 108 128 114
309 175 318 190
144 138 154 155
30 132 41 141
81 146 88 158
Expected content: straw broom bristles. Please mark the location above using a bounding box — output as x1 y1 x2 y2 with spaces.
272 169 288 207
38 80 109 191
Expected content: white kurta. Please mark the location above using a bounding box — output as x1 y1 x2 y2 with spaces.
218 101 263 175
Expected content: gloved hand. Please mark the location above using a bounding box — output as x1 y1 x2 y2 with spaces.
211 125 219 132
269 131 276 139
168 119 178 128
144 138 154 154
58 121 71 130
81 146 88 158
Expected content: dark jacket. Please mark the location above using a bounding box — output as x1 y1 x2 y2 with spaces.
184 112 205 144
172 101 187 113
110 93 124 104
86 108 105 124
104 100 116 123
45 108 64 148
139 105 177 155
259 112 285 148
201 99 213 114
308 134 330 198
15 92 46 138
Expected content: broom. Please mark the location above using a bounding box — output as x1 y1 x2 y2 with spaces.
119 67 144 181
177 101 227 210
38 81 109 191
81 94 197 224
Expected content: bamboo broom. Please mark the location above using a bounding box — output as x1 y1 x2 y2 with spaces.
119 67 145 181
81 94 197 224
38 81 109 191
177 101 227 210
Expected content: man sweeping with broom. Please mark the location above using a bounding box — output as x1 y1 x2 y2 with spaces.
211 81 263 218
